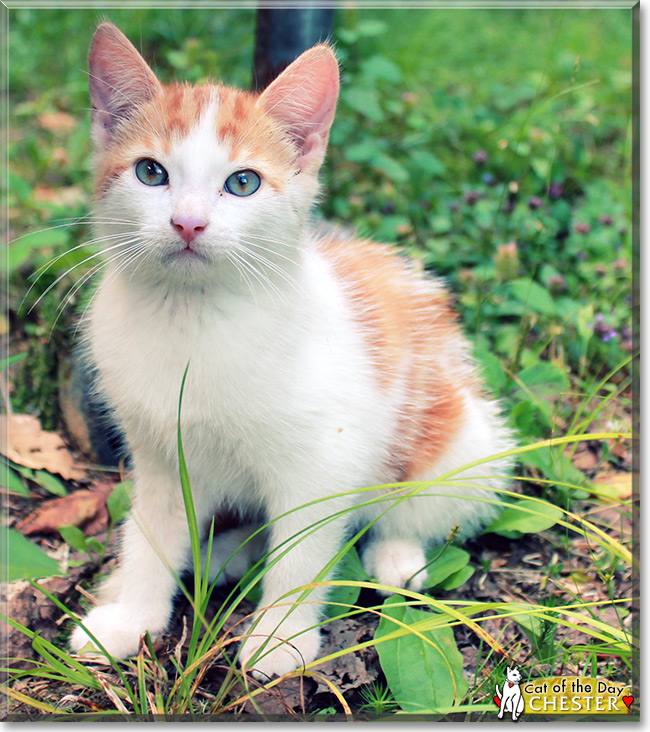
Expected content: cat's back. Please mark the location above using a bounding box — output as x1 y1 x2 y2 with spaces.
314 229 473 384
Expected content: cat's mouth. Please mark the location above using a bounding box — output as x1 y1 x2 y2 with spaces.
166 243 210 264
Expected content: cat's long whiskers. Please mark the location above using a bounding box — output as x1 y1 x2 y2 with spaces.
22 226 143 311
71 243 153 338
238 244 302 299
56 240 145 317
9 216 140 246
27 230 140 292
230 249 285 305
30 237 143 315
226 251 259 307
242 237 300 266
54 240 146 324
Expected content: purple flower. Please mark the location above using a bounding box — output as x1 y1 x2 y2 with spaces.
548 182 564 199
599 214 614 226
528 196 543 210
472 149 489 164
575 222 591 234
464 191 481 205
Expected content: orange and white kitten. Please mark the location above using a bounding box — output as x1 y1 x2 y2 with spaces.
70 23 513 677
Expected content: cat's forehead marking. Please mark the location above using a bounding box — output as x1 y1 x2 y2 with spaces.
95 85 295 194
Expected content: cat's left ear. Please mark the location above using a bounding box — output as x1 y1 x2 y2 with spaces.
257 45 339 172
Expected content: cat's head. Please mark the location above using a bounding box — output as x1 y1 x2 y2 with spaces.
88 22 339 288
506 666 522 683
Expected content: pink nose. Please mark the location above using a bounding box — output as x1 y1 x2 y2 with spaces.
171 216 207 245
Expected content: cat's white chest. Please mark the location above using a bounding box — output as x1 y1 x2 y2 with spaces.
88 278 299 456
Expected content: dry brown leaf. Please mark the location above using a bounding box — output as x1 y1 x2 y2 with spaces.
37 111 77 133
15 484 113 536
592 471 633 502
571 448 598 471
0 413 87 481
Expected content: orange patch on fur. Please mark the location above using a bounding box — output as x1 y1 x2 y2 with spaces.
94 82 298 195
317 233 476 480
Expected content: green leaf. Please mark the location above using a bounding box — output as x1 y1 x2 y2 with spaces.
8 171 32 202
517 361 570 397
374 154 409 183
33 470 67 497
413 150 446 177
531 158 551 180
422 545 471 590
484 499 562 535
1 352 27 370
58 525 89 554
509 278 557 316
2 527 63 581
360 55 403 83
107 481 133 525
6 228 69 273
520 446 586 490
436 565 475 591
2 466 31 496
474 345 507 393
344 139 384 163
356 19 388 37
375 596 468 712
512 399 553 437
341 87 384 123
325 546 368 618
86 537 105 555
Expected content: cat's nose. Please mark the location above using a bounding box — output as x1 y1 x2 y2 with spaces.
171 216 207 245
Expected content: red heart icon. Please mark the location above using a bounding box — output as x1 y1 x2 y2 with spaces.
494 695 501 707
622 695 633 708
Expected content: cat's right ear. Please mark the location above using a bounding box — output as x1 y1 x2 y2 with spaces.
88 23 162 147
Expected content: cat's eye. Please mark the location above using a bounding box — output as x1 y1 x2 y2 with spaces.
135 158 169 186
224 169 261 197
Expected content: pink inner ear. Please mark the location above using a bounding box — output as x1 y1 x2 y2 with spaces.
89 23 161 143
258 45 340 162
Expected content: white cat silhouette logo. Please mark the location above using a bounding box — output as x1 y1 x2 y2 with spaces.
495 666 525 721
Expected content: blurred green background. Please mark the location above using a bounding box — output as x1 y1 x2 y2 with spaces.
8 6 633 459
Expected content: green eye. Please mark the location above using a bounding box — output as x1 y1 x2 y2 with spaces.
135 158 169 186
224 169 261 197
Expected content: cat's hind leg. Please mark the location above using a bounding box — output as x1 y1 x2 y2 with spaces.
361 536 427 594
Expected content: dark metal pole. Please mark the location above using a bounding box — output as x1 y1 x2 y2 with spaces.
253 7 335 90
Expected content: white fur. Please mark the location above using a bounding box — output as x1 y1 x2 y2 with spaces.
72 53 514 678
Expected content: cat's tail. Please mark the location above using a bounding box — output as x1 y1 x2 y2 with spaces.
495 684 502 699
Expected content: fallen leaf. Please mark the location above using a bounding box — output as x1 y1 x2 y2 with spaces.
312 617 379 695
37 111 77 133
592 471 633 501
15 484 114 536
0 413 87 481
571 448 598 472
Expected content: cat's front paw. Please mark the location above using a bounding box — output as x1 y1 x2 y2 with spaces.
239 623 321 679
70 603 166 659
